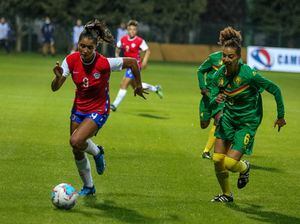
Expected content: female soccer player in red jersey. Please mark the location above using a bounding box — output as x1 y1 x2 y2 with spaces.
51 19 147 196
110 20 163 112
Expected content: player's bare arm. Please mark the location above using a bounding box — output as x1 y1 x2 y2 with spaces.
51 61 66 91
141 48 150 69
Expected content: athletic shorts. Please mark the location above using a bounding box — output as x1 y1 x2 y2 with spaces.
124 67 143 79
71 110 109 132
215 114 260 155
125 69 135 79
43 37 54 45
199 95 212 122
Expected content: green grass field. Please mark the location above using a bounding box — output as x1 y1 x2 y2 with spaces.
0 53 299 224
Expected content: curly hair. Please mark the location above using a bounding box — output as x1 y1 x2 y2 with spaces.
218 26 242 55
79 19 115 46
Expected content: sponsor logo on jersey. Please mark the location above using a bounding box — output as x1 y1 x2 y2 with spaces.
93 73 101 79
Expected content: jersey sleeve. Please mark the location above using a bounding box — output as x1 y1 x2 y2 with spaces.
116 40 122 48
107 58 124 71
140 40 149 51
61 58 71 77
251 71 285 119
197 57 212 90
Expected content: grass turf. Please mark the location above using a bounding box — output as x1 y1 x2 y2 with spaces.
0 53 299 224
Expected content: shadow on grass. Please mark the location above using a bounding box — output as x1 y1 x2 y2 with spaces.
251 164 283 173
136 113 170 120
226 203 300 223
75 196 180 223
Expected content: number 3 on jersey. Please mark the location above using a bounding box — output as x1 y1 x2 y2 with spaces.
83 77 89 87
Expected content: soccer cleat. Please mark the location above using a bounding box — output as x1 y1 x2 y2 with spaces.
155 85 163 99
110 104 117 112
237 160 250 189
211 193 233 202
93 146 106 175
78 185 96 196
202 151 211 159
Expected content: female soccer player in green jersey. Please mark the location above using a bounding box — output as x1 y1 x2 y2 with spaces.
209 27 286 202
197 51 223 159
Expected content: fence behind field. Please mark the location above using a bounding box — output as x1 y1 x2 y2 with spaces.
147 43 247 63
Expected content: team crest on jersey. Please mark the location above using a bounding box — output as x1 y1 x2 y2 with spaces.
93 73 101 79
219 77 224 86
234 76 242 85
131 43 136 48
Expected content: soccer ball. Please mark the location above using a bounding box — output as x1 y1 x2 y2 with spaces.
51 183 78 210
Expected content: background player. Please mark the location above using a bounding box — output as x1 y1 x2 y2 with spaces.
197 50 223 159
41 16 55 56
116 22 127 43
0 17 10 53
110 20 163 112
51 19 147 196
71 19 84 52
209 27 286 202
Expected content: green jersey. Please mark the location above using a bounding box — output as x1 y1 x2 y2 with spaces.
197 51 223 91
210 63 285 122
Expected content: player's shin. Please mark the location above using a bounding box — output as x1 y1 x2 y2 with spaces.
142 82 157 92
112 89 127 107
212 153 231 196
224 156 248 173
84 139 100 156
204 125 216 153
75 154 93 188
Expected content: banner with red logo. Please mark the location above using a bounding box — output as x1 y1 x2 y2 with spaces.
247 46 300 73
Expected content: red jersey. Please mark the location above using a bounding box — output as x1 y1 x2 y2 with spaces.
61 52 123 114
117 35 148 67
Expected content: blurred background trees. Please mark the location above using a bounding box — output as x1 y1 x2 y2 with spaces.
0 0 299 52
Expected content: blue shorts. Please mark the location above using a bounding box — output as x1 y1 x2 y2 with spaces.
43 37 54 45
125 69 135 79
71 110 109 130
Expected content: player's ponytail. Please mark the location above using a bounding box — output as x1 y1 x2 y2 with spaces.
79 19 115 46
218 26 242 56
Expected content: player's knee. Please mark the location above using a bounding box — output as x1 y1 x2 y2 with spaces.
200 121 210 129
224 156 239 171
69 135 85 150
212 153 225 163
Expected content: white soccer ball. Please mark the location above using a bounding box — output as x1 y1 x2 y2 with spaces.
51 183 78 210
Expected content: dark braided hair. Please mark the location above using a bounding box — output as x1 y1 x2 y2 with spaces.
218 26 242 56
79 19 115 46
